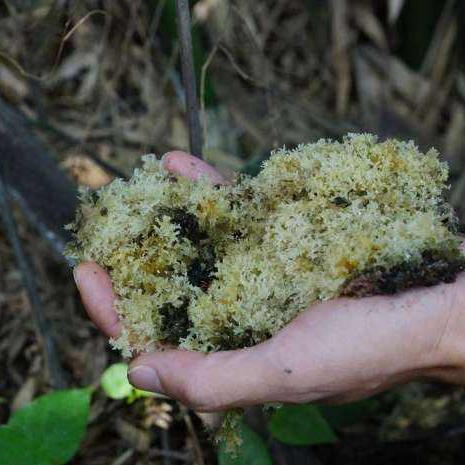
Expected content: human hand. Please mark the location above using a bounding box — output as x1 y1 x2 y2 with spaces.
74 151 465 412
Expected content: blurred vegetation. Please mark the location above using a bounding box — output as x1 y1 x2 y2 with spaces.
2 0 465 464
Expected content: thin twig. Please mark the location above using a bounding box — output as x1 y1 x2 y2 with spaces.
160 429 172 465
175 0 203 158
220 44 256 84
149 447 191 462
0 169 66 389
53 10 108 76
110 449 134 465
183 408 205 465
200 42 220 148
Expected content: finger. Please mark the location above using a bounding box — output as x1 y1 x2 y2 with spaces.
162 151 228 185
127 342 290 412
74 261 121 338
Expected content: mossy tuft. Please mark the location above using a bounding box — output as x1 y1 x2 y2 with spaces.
66 134 465 356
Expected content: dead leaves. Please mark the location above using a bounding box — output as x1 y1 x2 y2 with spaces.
62 155 113 189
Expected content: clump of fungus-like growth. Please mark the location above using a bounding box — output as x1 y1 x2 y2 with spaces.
66 134 465 356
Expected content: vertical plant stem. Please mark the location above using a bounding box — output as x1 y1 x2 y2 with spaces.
0 169 66 389
175 0 203 158
160 429 172 465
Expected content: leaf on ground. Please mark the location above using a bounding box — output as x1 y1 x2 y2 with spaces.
0 427 49 465
268 404 337 446
320 399 379 429
218 422 273 465
0 388 91 465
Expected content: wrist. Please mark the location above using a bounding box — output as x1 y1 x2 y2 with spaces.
418 274 465 384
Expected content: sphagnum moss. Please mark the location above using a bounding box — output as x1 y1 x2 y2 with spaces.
66 134 465 357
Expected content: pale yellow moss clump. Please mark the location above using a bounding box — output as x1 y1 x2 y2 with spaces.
66 134 464 356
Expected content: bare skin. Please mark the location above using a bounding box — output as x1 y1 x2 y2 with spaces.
74 151 465 412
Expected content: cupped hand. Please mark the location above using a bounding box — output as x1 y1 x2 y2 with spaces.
74 151 465 412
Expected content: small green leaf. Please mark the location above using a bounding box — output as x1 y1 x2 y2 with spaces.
218 422 273 465
0 388 91 465
268 404 337 446
101 363 133 400
101 363 153 402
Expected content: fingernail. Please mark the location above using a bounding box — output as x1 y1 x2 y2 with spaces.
128 365 163 393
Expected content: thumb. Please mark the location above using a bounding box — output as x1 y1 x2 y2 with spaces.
127 343 286 412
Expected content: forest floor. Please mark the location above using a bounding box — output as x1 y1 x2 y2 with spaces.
3 0 465 463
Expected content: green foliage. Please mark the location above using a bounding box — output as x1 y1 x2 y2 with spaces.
101 363 153 402
0 388 91 465
268 404 337 446
218 422 273 465
396 0 447 69
320 399 379 429
101 363 133 399
158 0 216 106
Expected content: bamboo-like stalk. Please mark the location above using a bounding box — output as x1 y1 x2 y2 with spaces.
175 0 203 158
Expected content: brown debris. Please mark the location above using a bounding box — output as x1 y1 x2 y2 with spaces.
342 251 465 298
62 155 113 189
2 0 465 463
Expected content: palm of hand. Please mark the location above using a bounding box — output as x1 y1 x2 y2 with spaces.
74 151 465 412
